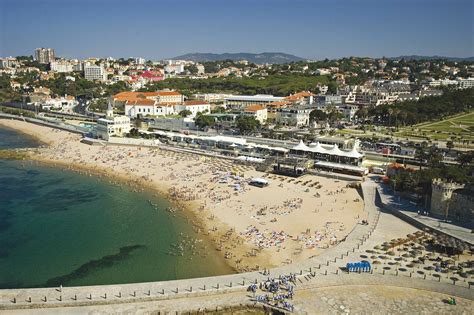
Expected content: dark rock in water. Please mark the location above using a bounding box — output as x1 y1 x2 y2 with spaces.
30 188 98 213
44 245 146 287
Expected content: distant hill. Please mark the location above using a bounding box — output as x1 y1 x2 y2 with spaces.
171 52 305 64
390 55 474 62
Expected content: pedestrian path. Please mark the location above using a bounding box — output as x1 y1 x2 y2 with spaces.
377 181 473 245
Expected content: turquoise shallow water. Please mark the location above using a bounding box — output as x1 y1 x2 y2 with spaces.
0 126 232 289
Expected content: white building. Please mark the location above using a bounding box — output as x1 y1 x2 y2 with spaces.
95 102 131 140
196 64 205 74
194 93 234 103
0 57 19 69
225 94 285 109
73 63 84 72
243 104 268 123
42 95 77 112
424 78 457 87
155 91 184 104
134 57 145 65
174 100 211 117
34 48 55 64
275 107 311 127
315 68 331 75
164 64 185 74
115 91 184 118
457 78 474 89
84 65 107 81
50 61 73 73
124 99 175 118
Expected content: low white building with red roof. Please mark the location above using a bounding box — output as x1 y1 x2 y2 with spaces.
243 104 267 123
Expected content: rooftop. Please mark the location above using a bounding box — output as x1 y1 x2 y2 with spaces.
244 104 265 112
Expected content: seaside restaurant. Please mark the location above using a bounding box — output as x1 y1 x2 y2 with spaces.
290 140 365 166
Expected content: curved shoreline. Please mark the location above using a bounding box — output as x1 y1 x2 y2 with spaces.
1 121 472 311
0 118 367 274
25 155 241 272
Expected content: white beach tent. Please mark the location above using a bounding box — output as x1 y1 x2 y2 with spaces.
345 146 364 159
292 140 311 152
308 142 330 155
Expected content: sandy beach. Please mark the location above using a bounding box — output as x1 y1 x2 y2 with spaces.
0 119 367 272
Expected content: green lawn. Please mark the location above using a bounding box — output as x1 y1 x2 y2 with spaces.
396 111 474 142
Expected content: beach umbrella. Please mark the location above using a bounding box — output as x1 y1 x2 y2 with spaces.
458 262 468 268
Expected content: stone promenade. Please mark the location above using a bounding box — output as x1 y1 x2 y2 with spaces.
1 178 472 313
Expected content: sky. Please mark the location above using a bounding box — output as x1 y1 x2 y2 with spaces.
0 0 473 60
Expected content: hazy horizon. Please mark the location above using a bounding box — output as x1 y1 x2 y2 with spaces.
1 0 473 60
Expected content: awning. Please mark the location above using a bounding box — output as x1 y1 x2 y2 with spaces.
314 161 368 174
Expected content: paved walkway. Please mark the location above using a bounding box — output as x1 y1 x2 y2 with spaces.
377 180 473 245
1 178 472 313
1 276 472 314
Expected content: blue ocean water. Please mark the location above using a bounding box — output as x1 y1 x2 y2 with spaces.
0 126 232 289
